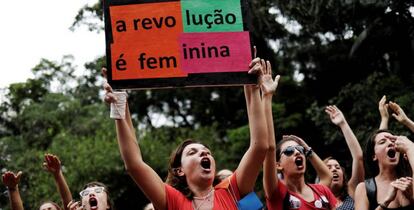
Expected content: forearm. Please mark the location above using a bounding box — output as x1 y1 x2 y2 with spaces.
53 171 72 210
116 118 143 170
263 95 275 149
262 94 277 197
115 104 166 208
406 149 414 174
309 153 332 187
402 118 414 133
379 117 388 130
339 122 364 188
406 148 414 200
263 148 277 198
125 102 136 136
236 85 268 195
244 86 252 115
339 121 362 159
246 86 267 150
114 101 145 171
8 188 24 210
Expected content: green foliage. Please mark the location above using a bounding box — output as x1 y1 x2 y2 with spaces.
0 55 120 209
308 71 414 166
71 0 104 32
126 86 249 136
2 0 414 209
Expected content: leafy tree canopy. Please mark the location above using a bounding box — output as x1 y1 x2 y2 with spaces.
2 0 414 209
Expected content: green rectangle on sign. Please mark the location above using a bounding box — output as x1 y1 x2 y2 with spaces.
181 0 243 32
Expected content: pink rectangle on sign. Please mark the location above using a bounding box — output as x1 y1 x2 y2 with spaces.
179 32 251 73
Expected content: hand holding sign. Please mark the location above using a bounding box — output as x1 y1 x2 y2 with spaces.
102 68 128 119
104 0 254 89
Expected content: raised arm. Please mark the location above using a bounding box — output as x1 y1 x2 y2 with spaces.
325 105 364 197
2 171 24 210
235 58 269 197
258 59 281 198
102 68 166 210
289 135 332 187
393 135 414 201
379 95 389 130
389 101 414 133
43 154 72 210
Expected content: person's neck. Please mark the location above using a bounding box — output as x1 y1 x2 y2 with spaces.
188 181 214 198
377 165 397 181
331 185 343 199
285 174 307 193
193 187 214 199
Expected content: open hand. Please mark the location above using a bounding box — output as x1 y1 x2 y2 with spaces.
43 153 61 175
391 135 414 154
2 171 22 189
379 95 389 120
392 177 413 200
283 135 310 151
258 59 280 96
325 105 346 126
389 101 408 123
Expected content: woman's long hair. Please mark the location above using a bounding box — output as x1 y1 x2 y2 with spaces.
166 139 206 199
365 129 412 178
323 157 349 201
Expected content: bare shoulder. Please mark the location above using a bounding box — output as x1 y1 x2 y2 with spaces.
354 182 369 204
355 182 366 195
354 182 370 209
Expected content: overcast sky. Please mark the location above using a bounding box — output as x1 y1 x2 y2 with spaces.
0 0 104 89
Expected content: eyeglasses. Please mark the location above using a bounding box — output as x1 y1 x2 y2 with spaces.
79 186 105 197
280 145 305 157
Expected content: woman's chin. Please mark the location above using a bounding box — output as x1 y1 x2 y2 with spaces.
331 181 343 189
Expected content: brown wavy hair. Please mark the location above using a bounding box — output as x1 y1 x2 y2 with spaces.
166 139 209 199
323 157 349 201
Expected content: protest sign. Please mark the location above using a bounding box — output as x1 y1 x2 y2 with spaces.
104 0 255 89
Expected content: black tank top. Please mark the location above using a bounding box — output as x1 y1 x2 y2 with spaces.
365 178 414 210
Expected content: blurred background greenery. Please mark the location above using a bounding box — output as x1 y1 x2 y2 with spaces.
1 0 414 209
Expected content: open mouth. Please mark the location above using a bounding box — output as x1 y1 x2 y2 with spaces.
387 149 396 158
294 157 303 167
89 197 98 210
201 158 211 170
332 173 339 181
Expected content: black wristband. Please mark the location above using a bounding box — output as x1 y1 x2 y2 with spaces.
305 147 313 158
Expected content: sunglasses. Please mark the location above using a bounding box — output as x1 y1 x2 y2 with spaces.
79 186 105 197
280 145 305 157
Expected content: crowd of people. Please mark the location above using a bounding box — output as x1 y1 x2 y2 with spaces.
2 53 414 210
